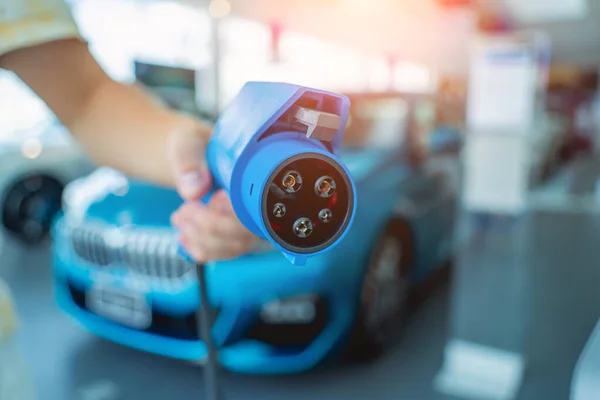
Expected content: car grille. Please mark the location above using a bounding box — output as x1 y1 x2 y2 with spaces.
69 224 194 281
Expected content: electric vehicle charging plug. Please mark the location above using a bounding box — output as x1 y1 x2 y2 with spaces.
199 81 357 265
179 82 356 400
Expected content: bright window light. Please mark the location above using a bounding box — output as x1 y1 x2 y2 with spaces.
220 17 271 62
366 58 391 92
209 0 231 19
0 72 50 138
278 30 369 91
73 0 211 77
71 0 139 80
392 62 435 93
280 31 326 65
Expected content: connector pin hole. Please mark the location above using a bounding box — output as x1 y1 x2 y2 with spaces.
293 217 313 238
282 170 302 193
273 203 286 218
315 176 336 198
318 208 332 223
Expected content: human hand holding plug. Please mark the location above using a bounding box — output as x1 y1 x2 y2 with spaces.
167 126 261 263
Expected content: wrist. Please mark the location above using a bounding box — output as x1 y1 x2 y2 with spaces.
170 112 213 140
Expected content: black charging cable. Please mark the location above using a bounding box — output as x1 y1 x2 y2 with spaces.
195 262 225 400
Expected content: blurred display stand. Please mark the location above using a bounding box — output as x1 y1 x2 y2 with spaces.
592 92 600 155
434 209 531 400
434 31 549 400
572 317 600 400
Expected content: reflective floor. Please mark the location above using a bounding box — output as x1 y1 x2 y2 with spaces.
3 155 600 400
2 235 451 400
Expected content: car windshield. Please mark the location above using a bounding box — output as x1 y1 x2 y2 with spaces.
342 94 409 151
0 70 72 145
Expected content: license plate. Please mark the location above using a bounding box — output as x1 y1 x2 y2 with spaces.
86 285 151 330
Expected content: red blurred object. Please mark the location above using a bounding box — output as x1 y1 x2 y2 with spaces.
328 192 338 210
436 0 473 7
547 90 595 162
475 0 515 33
559 135 592 161
477 13 514 32
270 21 283 63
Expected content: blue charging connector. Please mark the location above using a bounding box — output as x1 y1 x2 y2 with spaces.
204 81 356 265
180 82 356 399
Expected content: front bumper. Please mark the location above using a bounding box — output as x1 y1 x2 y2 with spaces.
52 218 358 374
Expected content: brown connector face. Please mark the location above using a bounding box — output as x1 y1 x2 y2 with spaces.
261 152 354 254
293 106 341 142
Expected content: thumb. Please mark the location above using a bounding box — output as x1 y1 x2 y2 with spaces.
167 126 212 201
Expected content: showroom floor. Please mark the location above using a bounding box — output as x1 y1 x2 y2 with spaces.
3 236 453 400
3 157 600 400
0 231 593 400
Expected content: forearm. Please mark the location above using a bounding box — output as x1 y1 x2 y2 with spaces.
69 78 210 187
0 38 211 187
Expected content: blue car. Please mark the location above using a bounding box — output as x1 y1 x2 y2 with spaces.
51 97 459 374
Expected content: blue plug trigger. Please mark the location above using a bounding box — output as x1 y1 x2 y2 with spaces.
200 186 218 205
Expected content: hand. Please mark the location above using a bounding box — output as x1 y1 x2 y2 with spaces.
166 125 260 262
171 190 261 262
166 124 213 200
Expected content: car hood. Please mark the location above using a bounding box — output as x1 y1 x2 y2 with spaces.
339 146 401 181
63 168 183 228
64 147 401 227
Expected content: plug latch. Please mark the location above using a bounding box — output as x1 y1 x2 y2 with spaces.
292 106 341 143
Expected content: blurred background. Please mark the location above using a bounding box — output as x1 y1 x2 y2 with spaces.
2 0 600 399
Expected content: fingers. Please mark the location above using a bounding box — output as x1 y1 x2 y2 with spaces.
174 201 240 237
167 126 212 201
182 229 252 262
207 189 234 214
171 201 258 262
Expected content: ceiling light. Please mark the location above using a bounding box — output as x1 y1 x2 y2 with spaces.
21 138 42 159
